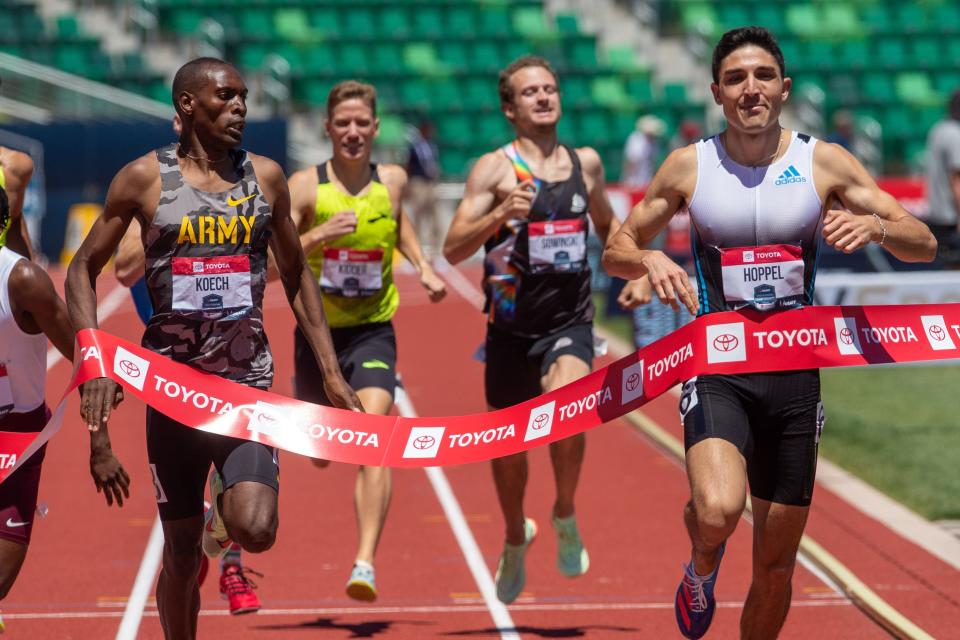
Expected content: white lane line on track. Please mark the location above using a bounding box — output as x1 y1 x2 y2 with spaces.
394 385 520 640
115 518 164 640
3 598 853 620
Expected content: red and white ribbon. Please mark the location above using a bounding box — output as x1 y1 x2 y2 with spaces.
2 303 958 481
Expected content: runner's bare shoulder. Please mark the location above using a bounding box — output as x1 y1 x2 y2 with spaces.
466 150 513 194
246 153 286 205
652 144 699 198
0 147 34 182
109 151 160 211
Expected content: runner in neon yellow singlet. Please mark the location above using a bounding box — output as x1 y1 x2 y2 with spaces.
288 80 446 602
0 147 36 258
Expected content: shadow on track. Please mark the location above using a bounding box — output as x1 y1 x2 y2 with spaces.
255 617 433 638
445 624 639 638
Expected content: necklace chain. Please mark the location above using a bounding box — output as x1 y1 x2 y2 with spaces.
721 127 784 167
177 144 229 164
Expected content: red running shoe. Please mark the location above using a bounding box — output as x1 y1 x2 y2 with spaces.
219 564 262 615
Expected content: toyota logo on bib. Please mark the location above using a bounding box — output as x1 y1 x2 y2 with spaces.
413 435 436 449
929 325 946 342
839 328 854 345
119 360 141 378
713 334 739 352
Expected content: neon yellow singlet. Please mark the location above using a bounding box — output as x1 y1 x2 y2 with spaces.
306 163 399 328
0 166 8 247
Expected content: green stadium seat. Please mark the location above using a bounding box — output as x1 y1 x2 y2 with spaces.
577 111 612 146
476 112 511 147
555 13 579 35
681 4 717 38
169 9 203 35
606 46 644 73
662 83 688 106
862 73 895 104
400 80 431 110
567 38 598 71
895 73 939 106
463 75 500 111
437 114 471 146
626 76 654 104
512 6 554 40
611 111 637 141
861 5 895 34
18 13 46 40
302 44 335 76
431 78 463 110
237 9 274 41
910 40 940 70
478 6 511 38
403 42 446 76
56 14 82 39
827 74 860 107
308 7 339 36
274 9 312 43
591 76 632 109
934 72 960 98
272 44 304 75
470 41 501 73
894 5 928 35
412 7 444 39
777 38 803 72
440 148 470 178
752 6 785 36
338 44 370 75
557 114 576 143
821 5 861 39
379 7 410 40
879 38 910 71
377 115 406 147
801 40 833 72
446 6 476 37
297 79 332 107
717 4 750 31
54 44 90 76
881 106 914 139
835 40 870 71
785 5 819 38
437 42 469 73
370 43 404 77
932 4 960 35
342 9 376 38
236 44 269 71
561 75 591 109
945 40 960 70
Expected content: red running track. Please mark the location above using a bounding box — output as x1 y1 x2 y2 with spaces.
1 265 955 638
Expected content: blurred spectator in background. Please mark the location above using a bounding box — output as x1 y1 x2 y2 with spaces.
405 119 441 260
621 115 664 188
925 90 960 267
826 109 855 152
670 119 703 151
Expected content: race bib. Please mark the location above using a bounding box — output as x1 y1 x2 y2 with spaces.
719 244 805 311
0 365 14 418
171 256 253 312
528 219 586 273
320 248 383 297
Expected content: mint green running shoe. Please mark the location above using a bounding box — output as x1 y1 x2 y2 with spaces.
495 517 537 604
552 514 589 577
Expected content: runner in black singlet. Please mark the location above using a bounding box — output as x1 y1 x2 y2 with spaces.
444 55 647 605
66 58 361 639
604 28 935 639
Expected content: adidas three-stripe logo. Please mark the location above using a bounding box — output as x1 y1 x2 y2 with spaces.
774 165 807 186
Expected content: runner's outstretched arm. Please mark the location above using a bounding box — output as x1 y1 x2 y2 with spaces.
14 255 130 506
603 147 699 314
2 149 34 260
67 155 152 432
256 156 362 412
814 143 937 262
443 152 534 264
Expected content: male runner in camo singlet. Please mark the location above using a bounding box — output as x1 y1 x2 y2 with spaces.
66 58 360 639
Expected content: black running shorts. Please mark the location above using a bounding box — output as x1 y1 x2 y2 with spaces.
485 322 594 409
680 370 824 506
294 322 397 405
146 407 279 521
0 404 49 545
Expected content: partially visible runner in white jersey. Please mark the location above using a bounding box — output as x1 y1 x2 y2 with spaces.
0 185 128 633
604 27 935 640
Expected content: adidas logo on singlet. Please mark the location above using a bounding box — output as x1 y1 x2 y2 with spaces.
774 165 807 186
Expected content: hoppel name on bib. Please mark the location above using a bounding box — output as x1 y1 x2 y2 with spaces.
0 303 957 482
720 244 804 311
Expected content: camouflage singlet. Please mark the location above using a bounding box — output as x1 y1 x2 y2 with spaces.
141 144 273 388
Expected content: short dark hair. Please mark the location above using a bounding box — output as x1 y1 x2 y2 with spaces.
711 26 785 84
949 89 960 120
327 80 377 118
498 55 558 105
171 57 236 111
0 186 9 234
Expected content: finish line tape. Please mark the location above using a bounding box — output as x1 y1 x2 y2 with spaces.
2 302 959 480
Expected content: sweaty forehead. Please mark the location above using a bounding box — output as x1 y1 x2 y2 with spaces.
719 45 779 76
331 98 374 119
